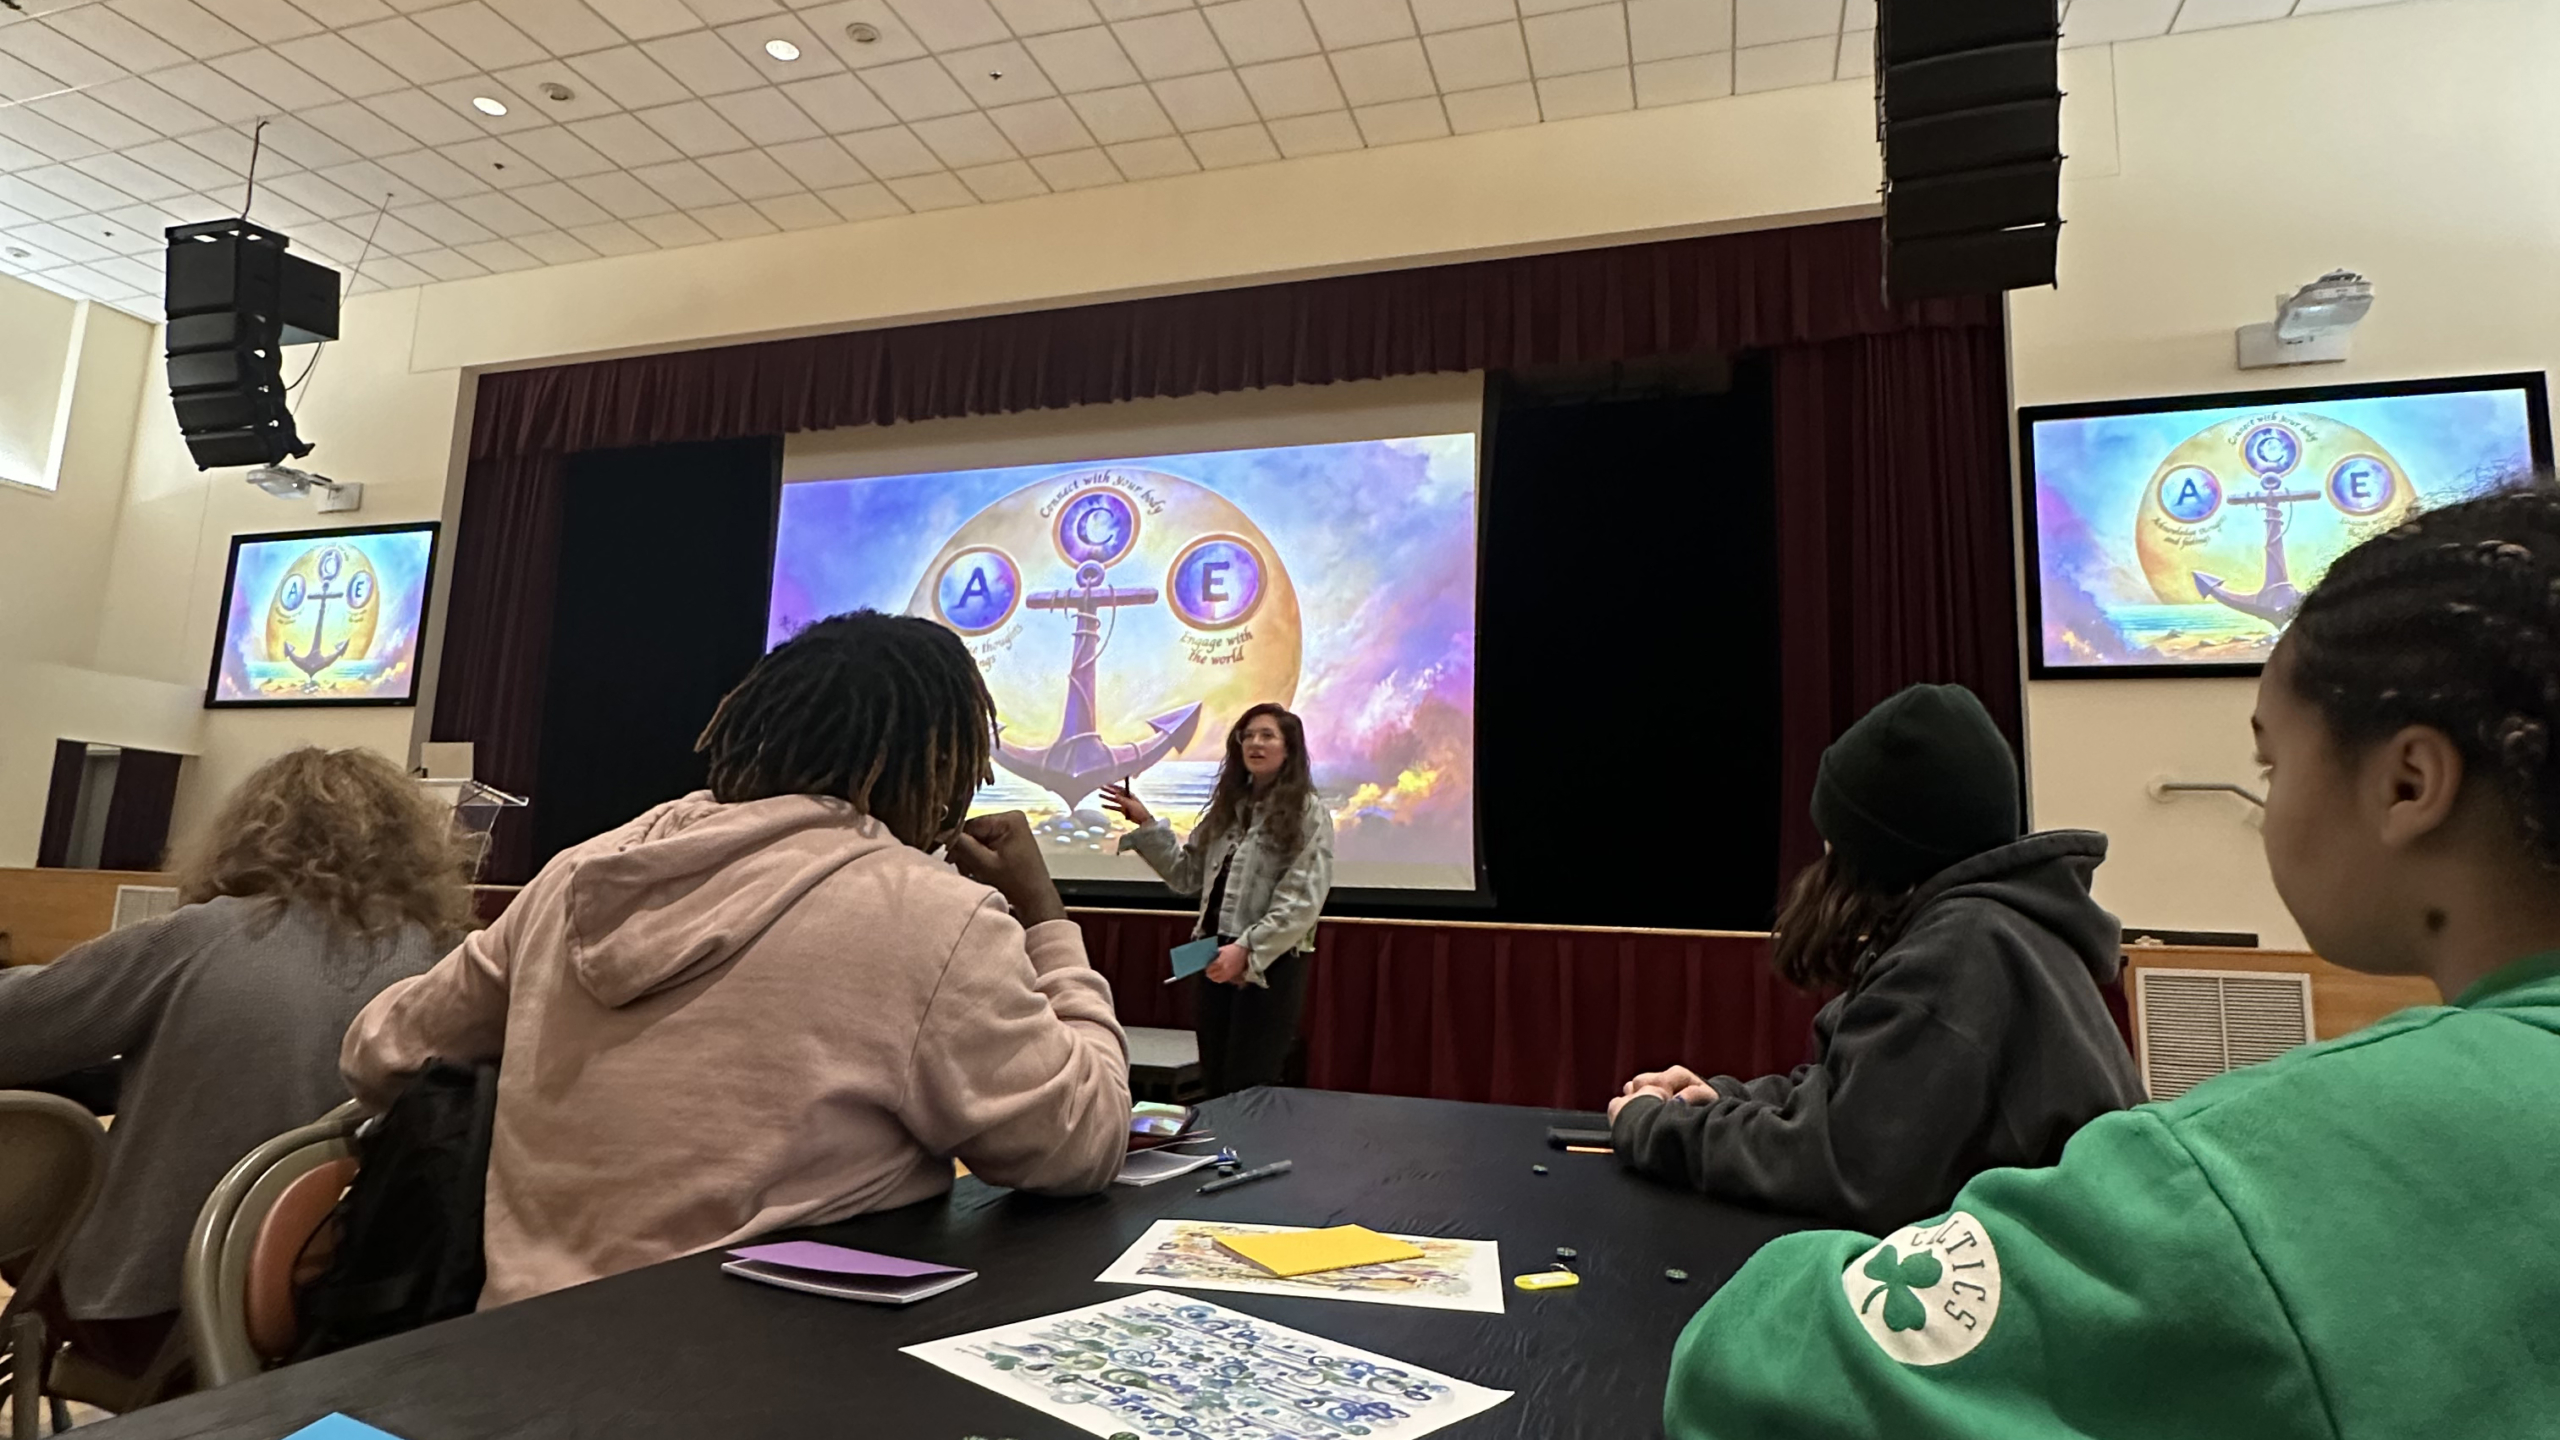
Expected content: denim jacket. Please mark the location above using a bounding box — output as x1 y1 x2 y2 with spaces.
1119 791 1335 987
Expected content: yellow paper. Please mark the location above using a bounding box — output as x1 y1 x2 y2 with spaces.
1213 1225 1425 1278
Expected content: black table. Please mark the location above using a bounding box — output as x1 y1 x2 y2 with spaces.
93 1089 1811 1439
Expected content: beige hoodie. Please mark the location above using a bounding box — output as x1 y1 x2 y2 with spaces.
340 792 1130 1309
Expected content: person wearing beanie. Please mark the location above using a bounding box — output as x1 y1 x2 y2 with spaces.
1607 683 2143 1232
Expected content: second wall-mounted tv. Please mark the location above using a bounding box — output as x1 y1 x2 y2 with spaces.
2020 372 2551 677
207 521 441 707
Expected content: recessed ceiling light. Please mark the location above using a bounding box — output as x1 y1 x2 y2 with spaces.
471 95 507 116
763 38 801 61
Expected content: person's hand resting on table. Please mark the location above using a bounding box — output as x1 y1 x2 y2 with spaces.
1206 944 1252 987
1608 1063 1720 1120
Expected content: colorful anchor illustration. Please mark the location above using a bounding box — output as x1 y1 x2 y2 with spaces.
2193 423 2322 627
284 548 355 680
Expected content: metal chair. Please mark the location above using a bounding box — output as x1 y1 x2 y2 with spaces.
182 1103 363 1389
0 1091 106 1440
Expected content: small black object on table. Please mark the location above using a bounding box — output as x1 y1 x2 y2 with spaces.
83 1089 1810 1439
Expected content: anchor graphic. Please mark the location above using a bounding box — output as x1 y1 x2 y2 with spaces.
283 549 353 681
993 557 1203 808
2193 426 2322 627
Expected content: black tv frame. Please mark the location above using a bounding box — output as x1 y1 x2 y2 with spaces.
2017 370 2552 680
204 519 444 709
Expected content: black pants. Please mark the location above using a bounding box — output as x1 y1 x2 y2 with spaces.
1194 952 1308 1099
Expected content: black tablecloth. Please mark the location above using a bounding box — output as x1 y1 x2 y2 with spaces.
90 1088 1813 1440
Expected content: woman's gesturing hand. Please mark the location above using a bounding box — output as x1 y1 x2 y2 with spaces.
1099 782 1154 828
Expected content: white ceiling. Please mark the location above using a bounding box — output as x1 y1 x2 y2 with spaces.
0 0 2416 322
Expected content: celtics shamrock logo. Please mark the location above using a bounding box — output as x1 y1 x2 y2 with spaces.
1837 1212 2004 1366
1856 1244 1943 1332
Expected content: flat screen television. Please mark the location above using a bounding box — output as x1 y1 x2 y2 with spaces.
206 521 441 707
2019 372 2551 678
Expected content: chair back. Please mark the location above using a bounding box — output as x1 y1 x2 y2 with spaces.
181 1103 361 1388
0 1092 106 1323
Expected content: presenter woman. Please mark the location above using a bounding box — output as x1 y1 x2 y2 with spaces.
1102 704 1334 1097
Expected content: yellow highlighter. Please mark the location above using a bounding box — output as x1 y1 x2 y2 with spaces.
1514 1270 1580 1291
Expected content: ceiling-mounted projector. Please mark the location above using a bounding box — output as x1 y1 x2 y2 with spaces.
2236 269 2374 370
246 464 363 513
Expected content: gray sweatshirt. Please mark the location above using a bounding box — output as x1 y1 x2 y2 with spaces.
0 896 440 1319
1612 831 2144 1233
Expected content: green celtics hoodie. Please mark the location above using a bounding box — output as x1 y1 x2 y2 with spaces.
1665 951 2560 1440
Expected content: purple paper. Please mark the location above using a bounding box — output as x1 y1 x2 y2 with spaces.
728 1241 965 1279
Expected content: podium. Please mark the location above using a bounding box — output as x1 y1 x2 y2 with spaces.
419 778 526 880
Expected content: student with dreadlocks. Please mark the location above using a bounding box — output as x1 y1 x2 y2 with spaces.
1658 482 2560 1440
342 611 1131 1309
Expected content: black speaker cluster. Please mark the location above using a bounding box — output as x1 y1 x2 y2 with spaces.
1877 0 2064 302
162 219 340 470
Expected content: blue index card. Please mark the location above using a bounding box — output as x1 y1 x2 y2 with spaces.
283 1415 405 1440
1166 936 1221 983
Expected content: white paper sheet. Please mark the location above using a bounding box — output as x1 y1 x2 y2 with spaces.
1095 1219 1505 1315
902 1289 1512 1440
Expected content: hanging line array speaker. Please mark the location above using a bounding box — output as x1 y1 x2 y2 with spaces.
163 218 339 470
1877 0 2064 302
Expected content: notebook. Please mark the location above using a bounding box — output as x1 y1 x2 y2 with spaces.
1213 1225 1426 1278
722 1241 977 1305
1165 935 1222 983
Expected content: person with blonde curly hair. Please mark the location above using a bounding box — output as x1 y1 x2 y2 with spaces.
0 745 473 1376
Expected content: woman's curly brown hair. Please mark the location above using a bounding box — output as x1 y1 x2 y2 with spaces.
174 746 478 943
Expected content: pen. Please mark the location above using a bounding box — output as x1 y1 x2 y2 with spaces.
1198 1159 1292 1194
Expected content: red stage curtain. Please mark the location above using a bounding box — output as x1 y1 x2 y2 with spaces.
430 453 569 883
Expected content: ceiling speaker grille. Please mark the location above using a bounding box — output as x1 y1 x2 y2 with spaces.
2135 969 2315 1101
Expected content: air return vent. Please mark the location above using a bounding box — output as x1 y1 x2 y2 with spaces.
2133 968 2315 1101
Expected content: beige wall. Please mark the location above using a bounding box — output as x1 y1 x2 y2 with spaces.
2012 0 2560 948
0 278 82 493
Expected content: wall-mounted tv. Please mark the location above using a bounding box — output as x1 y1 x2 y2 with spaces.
2020 372 2551 678
206 521 441 707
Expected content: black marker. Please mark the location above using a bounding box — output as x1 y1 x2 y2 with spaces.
1197 1159 1292 1194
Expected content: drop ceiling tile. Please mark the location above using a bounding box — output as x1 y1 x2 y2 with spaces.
1183 119 1274 167
485 0 625 55
300 100 427 158
567 46 691 109
408 245 489 279
910 110 1014 166
714 15 847 82
585 0 704 42
44 6 191 75
68 152 192 203
1536 63 1629 116
33 262 130 298
513 226 599 261
162 191 251 224
1733 0 1836 47
257 117 365 172
1027 145 1119 188
751 190 839 227
2171 0 2295 30
490 62 620 120
679 0 787 26
1519 0 1613 13
632 156 738 206
443 136 548 187
1265 108 1358 156
631 209 717 244
0 234 72 270
0 137 48 175
697 144 800 196
1154 70 1257 130
1103 133 1194 177
568 112 686 165
0 106 106 162
512 178 612 225
884 170 972 209
568 218 655 254
2293 0 2403 11
171 0 315 46
1094 0 1193 17
1302 0 1413 47
95 211 180 253
816 179 903 218
23 92 159 152
780 72 896 131
710 87 824 143
382 147 495 198
207 49 344 110
1113 11 1227 80
1843 0 1873 26
392 197 499 243
1425 22 1530 89
364 88 489 146
259 170 372 218
954 157 1043 201
1238 54 1341 117
282 218 368 262
693 198 778 235
248 192 324 228
862 57 975 119
1412 0 1517 33
838 123 939 176
505 125 620 176
1835 28 1869 78
1634 48 1728 103
458 234 542 270
1353 94 1448 144
987 96 1092 155
415 3 548 71
177 129 295 181
2057 0 2174 36
449 188 551 233
884 0 1009 49
125 139 241 193
3 25 125 91
643 30 768 94
341 17 479 86
86 77 218 137
568 168 676 216
636 98 755 154
1628 0 1731 60
1024 26 1140 93
19 164 135 213
1203 0 1321 64
798 0 932 69
1441 78 1537 132
1068 82 1174 142
994 0 1103 35
0 52 69 106
943 41 1058 106
294 0 397 24
314 158 417 208
93 255 170 292
1525 4 1628 75
764 134 868 186
1331 38 1434 105
352 253 434 286
1732 34 1831 90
